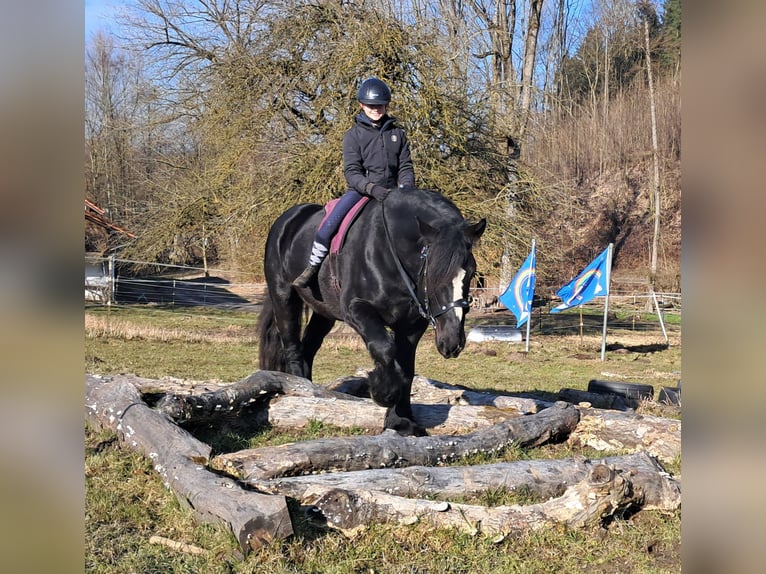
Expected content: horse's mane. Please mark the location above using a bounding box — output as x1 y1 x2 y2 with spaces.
397 189 469 289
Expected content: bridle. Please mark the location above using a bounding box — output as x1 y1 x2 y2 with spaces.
381 203 471 327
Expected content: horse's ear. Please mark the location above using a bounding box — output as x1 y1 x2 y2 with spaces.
416 217 439 242
463 218 487 244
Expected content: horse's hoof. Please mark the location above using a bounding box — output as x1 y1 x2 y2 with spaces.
385 417 427 437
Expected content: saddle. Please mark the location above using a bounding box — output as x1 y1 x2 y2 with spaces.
319 196 371 254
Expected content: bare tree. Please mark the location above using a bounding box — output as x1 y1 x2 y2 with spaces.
638 0 661 289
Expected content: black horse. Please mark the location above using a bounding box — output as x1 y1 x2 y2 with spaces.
258 188 486 436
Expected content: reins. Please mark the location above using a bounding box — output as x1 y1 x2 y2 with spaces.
381 200 470 326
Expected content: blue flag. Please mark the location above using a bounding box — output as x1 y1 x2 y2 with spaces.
498 244 536 328
551 246 611 313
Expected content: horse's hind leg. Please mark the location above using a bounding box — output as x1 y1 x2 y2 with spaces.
268 285 311 378
301 312 335 380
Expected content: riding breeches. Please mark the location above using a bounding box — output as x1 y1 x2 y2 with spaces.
315 189 363 247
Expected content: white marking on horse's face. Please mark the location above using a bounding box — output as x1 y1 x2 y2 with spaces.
451 268 467 322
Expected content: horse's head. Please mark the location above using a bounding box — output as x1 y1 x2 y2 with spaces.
418 217 487 358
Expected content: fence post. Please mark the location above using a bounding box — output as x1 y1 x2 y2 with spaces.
108 255 115 306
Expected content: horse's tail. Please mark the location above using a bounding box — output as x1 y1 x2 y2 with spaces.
258 293 287 372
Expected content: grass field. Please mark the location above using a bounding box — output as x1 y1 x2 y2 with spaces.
85 304 681 573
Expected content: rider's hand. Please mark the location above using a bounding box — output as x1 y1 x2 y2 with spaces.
369 185 391 202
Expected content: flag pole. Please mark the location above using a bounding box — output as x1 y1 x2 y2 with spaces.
524 238 535 353
525 308 532 352
600 243 614 361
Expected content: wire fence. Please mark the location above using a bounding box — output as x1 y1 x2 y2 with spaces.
85 255 681 336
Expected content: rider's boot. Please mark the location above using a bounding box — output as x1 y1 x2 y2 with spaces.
292 241 328 288
292 263 321 288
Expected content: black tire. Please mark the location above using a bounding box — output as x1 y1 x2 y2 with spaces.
659 386 681 406
587 379 655 401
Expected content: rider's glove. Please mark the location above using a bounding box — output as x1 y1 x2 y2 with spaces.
368 185 391 202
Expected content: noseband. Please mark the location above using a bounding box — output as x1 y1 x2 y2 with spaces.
382 204 470 327
419 244 471 324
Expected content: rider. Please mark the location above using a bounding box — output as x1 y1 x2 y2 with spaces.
292 77 416 287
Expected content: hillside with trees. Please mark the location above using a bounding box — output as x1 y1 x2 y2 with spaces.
85 0 680 294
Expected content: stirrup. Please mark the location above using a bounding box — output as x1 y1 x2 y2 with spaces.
292 264 320 288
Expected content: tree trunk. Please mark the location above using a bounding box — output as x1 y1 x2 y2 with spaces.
517 0 544 143
298 463 644 538
330 374 547 413
643 6 662 287
85 374 294 552
253 451 680 512
568 407 681 465
151 371 541 434
154 370 363 424
212 402 580 481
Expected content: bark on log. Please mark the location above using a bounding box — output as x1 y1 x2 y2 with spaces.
122 373 229 396
568 407 681 465
212 402 579 481
155 370 363 424
253 451 680 512
119 372 680 465
85 374 294 552
300 464 643 538
143 371 520 434
265 396 518 434
328 374 549 414
411 376 548 414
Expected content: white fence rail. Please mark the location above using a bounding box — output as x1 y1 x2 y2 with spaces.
85 256 681 332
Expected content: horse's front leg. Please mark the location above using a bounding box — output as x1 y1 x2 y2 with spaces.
385 327 428 436
345 299 423 436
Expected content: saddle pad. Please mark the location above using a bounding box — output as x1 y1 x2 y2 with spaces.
318 196 371 254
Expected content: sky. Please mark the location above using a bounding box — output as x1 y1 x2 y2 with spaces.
85 0 120 40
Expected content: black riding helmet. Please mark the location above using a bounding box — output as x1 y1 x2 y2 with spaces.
357 78 391 105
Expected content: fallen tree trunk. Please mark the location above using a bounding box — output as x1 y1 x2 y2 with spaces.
85 374 294 552
112 372 680 468
154 370 363 424
300 464 643 538
410 376 547 413
253 451 680 512
121 373 229 396
212 401 579 481
146 371 517 434
265 396 516 434
329 374 549 414
568 407 681 465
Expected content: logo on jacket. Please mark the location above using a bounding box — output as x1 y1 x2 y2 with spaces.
391 135 398 142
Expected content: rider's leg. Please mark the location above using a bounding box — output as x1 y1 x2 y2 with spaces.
293 190 362 287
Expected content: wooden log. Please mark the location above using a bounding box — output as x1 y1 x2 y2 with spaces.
253 451 680 512
85 374 294 552
329 374 549 414
212 401 580 481
568 407 681 465
411 376 548 414
115 372 680 466
155 370 363 424
301 464 643 538
265 395 518 434
140 370 522 434
120 373 229 396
